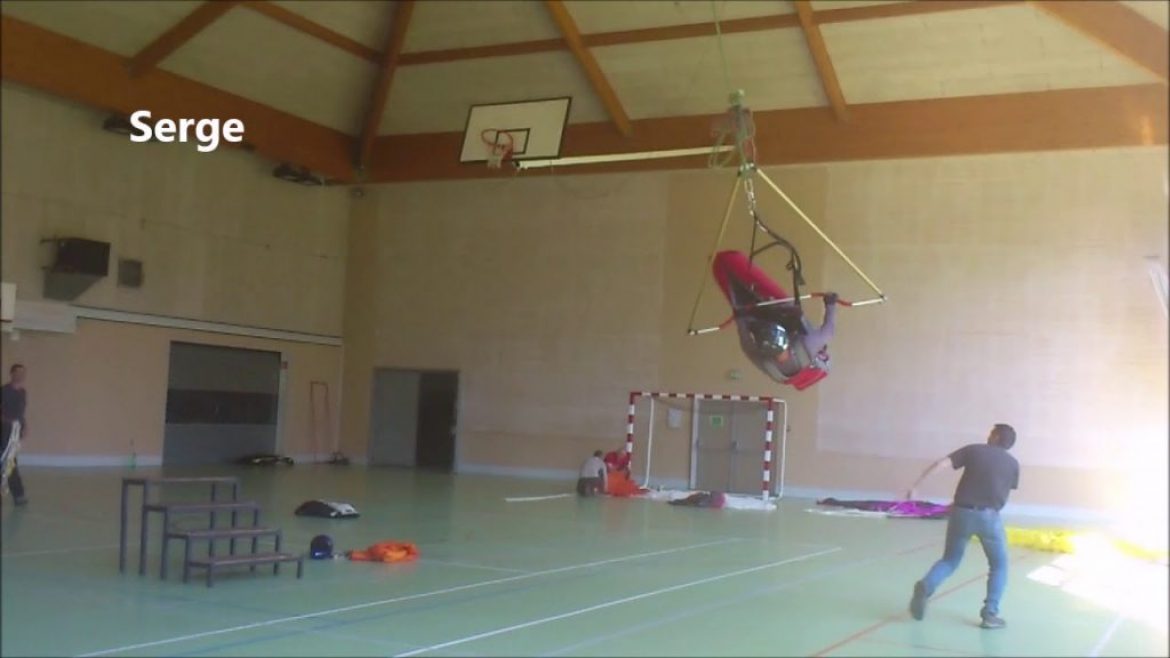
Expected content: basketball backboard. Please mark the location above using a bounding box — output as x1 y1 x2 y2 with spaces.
460 97 571 165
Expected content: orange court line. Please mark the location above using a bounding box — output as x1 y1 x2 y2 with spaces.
811 552 1043 657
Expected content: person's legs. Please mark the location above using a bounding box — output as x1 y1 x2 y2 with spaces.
1 422 25 504
911 508 975 619
579 477 603 497
7 463 25 503
975 511 1009 626
922 508 975 592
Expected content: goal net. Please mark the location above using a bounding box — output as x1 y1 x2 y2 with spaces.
622 391 788 503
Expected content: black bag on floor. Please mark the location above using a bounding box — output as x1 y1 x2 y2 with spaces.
294 499 360 519
235 453 294 466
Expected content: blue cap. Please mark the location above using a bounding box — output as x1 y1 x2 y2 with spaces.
309 534 333 559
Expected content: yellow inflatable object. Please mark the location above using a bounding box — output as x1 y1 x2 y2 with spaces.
980 526 1168 563
1113 537 1169 563
1000 527 1077 554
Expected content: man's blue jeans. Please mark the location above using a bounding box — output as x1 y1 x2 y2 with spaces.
920 506 1009 616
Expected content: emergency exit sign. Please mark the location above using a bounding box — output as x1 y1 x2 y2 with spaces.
709 415 725 428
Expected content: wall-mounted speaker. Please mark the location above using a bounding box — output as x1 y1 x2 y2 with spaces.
118 259 144 288
49 238 110 276
41 237 110 301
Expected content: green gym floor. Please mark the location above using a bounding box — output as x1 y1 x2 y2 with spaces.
1 466 1166 657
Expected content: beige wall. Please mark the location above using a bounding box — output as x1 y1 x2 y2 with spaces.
3 80 1166 515
341 173 670 466
0 83 347 461
662 151 1169 513
0 83 348 337
0 321 341 462
344 147 1168 514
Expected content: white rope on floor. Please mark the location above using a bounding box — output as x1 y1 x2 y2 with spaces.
503 494 574 502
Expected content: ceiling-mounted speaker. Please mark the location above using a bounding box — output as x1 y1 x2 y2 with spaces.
273 162 324 186
102 115 135 135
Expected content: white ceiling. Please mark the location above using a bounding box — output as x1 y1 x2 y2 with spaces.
1 0 1164 137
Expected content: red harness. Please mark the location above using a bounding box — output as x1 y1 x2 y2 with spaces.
712 250 828 390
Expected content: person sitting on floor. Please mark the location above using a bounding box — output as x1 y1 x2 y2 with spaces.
576 450 607 497
603 446 631 476
603 447 647 497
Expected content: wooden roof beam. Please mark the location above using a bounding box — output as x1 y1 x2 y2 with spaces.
544 0 632 137
357 0 415 171
126 1 239 77
247 1 1017 68
363 83 1167 183
1 15 353 181
793 0 849 122
241 1 381 64
1031 0 1168 83
398 1 1020 66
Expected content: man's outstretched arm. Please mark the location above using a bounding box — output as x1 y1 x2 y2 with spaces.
904 455 952 500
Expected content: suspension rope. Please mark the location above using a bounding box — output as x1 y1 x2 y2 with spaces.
711 1 733 99
745 177 760 259
686 177 743 335
755 169 886 300
706 2 757 171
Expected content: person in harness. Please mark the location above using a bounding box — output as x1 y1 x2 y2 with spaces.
742 291 838 379
713 250 839 389
685 94 886 388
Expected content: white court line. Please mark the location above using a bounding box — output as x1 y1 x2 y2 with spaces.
546 540 923 656
1 543 120 558
394 546 842 657
79 538 739 657
805 508 890 519
504 494 573 502
419 558 529 574
1088 613 1125 658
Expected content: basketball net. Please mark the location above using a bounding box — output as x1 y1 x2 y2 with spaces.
481 129 514 170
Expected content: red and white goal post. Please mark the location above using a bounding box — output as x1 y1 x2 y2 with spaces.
623 391 789 501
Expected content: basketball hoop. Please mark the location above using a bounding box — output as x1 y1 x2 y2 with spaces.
481 129 514 170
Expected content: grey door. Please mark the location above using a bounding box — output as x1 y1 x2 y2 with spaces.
368 369 420 467
163 342 281 466
729 404 768 496
693 400 768 495
693 400 734 492
416 372 458 472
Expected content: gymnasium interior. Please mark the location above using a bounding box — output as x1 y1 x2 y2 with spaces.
1 1 1167 656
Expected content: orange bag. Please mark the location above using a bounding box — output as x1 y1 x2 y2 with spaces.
605 470 647 497
348 541 420 563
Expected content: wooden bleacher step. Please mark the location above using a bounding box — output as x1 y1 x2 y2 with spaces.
161 526 283 580
143 500 262 515
184 551 304 587
146 499 265 579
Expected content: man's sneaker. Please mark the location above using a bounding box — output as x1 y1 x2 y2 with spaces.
980 613 1006 629
13 496 28 506
909 581 928 620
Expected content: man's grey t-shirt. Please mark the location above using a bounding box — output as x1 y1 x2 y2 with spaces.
579 456 606 479
949 443 1019 511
